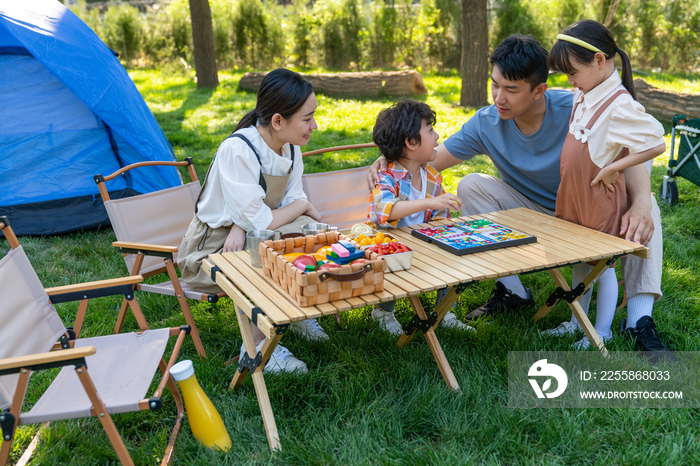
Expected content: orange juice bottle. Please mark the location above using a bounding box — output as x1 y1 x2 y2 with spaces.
170 360 232 452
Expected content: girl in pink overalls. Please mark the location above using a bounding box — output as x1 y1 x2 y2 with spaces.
544 20 665 349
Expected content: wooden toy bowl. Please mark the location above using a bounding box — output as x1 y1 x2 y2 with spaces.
259 231 385 307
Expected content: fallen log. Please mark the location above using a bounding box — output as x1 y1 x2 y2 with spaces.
633 78 700 123
238 70 428 98
551 79 700 123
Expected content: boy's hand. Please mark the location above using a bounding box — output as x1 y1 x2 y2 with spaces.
367 156 388 190
591 166 620 192
428 193 463 212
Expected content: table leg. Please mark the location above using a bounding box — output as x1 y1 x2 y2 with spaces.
231 305 282 451
402 295 461 391
534 261 610 321
548 267 610 356
397 287 459 348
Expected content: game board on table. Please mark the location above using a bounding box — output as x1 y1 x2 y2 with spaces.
411 219 536 255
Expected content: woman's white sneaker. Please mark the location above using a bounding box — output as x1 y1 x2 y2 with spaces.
289 318 329 341
239 339 308 374
265 344 308 374
371 307 404 336
541 320 579 337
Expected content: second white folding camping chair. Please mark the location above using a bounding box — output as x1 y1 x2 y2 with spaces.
95 159 218 358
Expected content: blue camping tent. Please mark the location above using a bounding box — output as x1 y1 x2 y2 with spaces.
0 0 182 235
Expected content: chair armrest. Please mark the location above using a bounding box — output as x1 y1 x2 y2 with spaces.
0 346 96 376
45 276 144 304
113 241 179 255
45 276 143 296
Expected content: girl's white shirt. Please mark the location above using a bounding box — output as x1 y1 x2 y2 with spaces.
570 70 664 171
195 125 307 231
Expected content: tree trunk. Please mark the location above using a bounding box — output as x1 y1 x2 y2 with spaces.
188 0 218 89
460 0 489 107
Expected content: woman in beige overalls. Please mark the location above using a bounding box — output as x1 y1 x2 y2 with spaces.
179 69 326 374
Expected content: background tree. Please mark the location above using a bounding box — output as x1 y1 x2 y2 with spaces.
460 0 488 107
188 0 218 88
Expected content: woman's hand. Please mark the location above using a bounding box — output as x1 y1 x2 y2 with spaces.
591 166 620 192
303 200 322 222
427 193 463 212
366 156 388 190
223 224 246 253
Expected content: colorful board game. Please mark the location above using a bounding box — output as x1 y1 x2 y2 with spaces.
411 219 536 255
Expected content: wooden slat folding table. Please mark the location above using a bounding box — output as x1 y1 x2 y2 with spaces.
203 207 648 451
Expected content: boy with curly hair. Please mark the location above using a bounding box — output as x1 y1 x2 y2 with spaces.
368 99 472 334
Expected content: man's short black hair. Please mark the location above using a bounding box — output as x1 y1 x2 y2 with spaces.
489 35 549 90
372 99 436 163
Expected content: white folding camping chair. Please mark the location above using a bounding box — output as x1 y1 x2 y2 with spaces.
95 158 220 358
301 143 377 229
0 217 189 466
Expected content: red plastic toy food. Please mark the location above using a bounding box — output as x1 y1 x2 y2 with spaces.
293 254 318 271
367 242 410 255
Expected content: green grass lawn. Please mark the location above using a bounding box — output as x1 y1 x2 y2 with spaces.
3 70 700 465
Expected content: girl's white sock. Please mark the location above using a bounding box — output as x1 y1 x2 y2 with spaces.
496 275 528 299
625 293 655 329
592 267 618 340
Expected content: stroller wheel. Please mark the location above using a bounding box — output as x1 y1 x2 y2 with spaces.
658 178 679 205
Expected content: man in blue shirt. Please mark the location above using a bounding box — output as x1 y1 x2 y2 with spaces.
369 35 670 356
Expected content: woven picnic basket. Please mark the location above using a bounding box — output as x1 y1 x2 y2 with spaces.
260 231 385 307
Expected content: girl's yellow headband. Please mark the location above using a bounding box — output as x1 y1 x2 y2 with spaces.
556 34 603 53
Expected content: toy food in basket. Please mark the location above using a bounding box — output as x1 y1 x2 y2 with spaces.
259 230 385 307
342 225 413 272
341 224 414 272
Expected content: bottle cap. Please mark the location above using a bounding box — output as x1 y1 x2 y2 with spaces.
170 359 195 381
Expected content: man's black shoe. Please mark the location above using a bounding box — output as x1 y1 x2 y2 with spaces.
623 316 677 364
465 282 535 323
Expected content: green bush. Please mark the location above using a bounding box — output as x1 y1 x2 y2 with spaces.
232 0 284 69
69 1 103 39
210 0 236 68
368 0 399 67
67 0 699 73
141 0 192 68
288 0 317 68
490 0 544 50
315 0 365 70
101 3 143 65
659 0 700 71
424 0 461 71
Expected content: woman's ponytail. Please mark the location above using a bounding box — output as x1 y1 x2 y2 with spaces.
234 109 259 132
617 48 636 100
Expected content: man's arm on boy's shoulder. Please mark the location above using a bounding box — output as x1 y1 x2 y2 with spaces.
621 164 654 245
431 144 465 172
367 142 466 189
